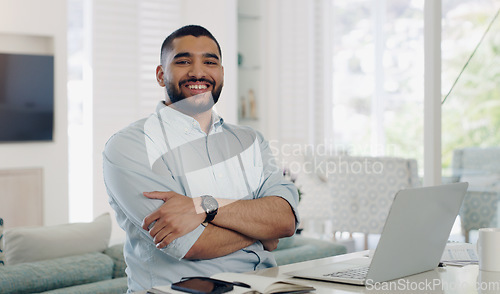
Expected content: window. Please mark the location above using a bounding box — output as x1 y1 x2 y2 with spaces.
330 0 424 174
442 0 500 176
441 0 500 242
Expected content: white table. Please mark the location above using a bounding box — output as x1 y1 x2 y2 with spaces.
244 250 496 294
142 250 498 294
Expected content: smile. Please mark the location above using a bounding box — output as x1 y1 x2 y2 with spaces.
187 84 208 90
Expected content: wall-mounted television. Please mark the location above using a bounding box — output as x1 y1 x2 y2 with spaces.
0 52 54 142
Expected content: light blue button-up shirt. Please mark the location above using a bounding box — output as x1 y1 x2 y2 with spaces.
103 102 299 292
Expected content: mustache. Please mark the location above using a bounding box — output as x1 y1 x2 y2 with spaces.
180 78 215 87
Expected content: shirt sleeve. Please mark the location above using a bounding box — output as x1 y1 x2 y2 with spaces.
253 131 301 228
103 120 205 260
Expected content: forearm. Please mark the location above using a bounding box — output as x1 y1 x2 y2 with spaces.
184 224 256 260
212 196 296 240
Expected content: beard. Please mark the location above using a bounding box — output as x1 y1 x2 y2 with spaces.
165 78 223 115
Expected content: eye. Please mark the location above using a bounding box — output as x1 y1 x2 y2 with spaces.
174 59 190 65
205 60 219 66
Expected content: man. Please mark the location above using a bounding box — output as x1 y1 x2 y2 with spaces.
103 25 299 292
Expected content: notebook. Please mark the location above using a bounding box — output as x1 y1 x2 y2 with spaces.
285 182 469 285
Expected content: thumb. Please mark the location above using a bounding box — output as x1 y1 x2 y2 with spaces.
143 191 172 201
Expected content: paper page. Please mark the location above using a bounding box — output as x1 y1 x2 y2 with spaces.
211 272 314 293
441 243 478 266
212 272 277 293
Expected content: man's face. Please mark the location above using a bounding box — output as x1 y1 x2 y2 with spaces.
156 35 224 115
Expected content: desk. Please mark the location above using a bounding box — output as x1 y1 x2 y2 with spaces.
143 251 498 294
243 251 494 294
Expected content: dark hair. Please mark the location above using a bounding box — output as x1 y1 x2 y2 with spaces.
160 25 222 65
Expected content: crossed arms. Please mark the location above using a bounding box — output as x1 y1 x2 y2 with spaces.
142 191 297 260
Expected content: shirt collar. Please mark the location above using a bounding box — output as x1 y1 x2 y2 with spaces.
155 101 224 133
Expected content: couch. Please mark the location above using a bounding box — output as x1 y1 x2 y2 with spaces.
0 214 346 293
0 244 128 294
0 213 128 294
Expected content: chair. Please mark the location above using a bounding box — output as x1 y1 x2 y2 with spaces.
298 155 420 249
451 147 500 242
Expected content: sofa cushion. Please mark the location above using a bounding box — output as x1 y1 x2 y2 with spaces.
275 235 297 250
0 252 113 294
41 276 128 294
4 213 111 265
104 244 127 278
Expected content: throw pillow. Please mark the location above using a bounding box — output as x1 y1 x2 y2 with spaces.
4 213 111 265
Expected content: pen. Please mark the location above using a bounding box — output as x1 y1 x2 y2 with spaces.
231 281 251 288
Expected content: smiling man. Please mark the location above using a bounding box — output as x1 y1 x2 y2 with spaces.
102 25 299 292
157 31 223 121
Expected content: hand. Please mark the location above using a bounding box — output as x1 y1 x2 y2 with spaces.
261 238 279 252
142 191 205 248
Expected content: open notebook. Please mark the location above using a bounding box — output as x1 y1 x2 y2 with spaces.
150 272 315 294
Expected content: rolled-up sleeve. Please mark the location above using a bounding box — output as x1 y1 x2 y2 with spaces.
103 120 205 260
254 131 300 228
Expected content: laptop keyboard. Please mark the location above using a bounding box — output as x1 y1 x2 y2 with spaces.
323 266 370 280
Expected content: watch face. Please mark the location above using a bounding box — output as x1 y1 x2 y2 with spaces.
202 196 218 212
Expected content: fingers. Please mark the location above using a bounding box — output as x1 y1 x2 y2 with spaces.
152 227 172 248
148 220 183 249
155 231 178 249
142 191 175 229
142 214 174 248
142 209 160 230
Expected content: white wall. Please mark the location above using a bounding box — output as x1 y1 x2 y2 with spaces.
0 0 68 226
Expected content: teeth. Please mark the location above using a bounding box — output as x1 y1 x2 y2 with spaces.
188 84 207 90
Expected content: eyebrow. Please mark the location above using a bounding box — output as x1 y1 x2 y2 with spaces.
173 52 220 60
204 53 220 60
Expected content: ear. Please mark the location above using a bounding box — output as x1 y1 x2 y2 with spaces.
156 65 165 87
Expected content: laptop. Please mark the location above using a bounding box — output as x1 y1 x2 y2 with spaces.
285 182 468 285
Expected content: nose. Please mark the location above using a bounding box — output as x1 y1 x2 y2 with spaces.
188 60 206 79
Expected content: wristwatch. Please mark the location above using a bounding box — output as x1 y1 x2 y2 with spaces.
200 195 218 223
